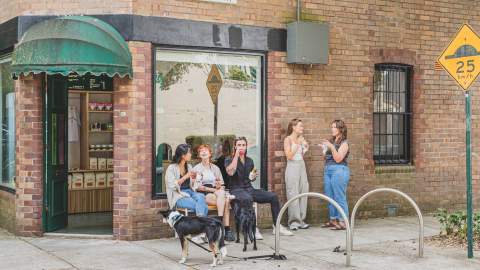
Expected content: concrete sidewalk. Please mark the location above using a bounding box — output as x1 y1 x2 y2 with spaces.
1 216 479 270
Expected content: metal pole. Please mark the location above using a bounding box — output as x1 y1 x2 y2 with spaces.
274 192 351 267
297 0 301 21
350 188 424 257
465 91 473 258
214 102 218 138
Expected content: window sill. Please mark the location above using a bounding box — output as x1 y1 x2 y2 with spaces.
0 185 15 194
375 164 415 174
152 193 167 200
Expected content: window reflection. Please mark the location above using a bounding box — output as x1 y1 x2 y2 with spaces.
0 56 15 189
154 50 262 194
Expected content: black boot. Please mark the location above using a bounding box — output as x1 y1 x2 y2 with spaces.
224 227 236 242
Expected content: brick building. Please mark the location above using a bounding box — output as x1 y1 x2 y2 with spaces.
0 0 479 240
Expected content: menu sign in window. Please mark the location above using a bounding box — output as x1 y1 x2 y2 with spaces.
67 74 113 91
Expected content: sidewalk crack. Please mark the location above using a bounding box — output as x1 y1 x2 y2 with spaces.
19 237 80 270
128 241 200 270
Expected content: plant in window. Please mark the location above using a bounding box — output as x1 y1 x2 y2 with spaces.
228 65 251 82
158 63 202 91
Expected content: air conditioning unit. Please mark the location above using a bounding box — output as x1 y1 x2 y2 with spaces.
287 21 329 64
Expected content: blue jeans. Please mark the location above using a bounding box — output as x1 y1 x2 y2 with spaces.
324 164 350 221
176 189 208 217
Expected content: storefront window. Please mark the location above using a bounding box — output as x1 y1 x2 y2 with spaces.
0 55 15 190
153 49 263 196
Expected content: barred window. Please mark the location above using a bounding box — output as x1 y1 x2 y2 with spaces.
373 64 412 164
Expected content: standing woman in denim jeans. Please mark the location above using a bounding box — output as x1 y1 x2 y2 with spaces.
321 120 350 230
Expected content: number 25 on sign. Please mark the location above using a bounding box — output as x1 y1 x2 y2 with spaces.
438 24 480 90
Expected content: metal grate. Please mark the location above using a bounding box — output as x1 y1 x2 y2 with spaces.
373 64 412 164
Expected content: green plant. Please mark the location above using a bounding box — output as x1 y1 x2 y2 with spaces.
228 66 251 82
434 208 480 241
434 208 451 235
474 213 480 238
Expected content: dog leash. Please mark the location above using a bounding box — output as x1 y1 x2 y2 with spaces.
186 238 285 261
186 239 245 260
186 239 244 260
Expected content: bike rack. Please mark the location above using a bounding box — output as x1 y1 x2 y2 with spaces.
274 192 352 267
350 188 424 258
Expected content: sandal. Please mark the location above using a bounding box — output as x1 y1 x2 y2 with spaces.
321 222 336 228
330 225 346 231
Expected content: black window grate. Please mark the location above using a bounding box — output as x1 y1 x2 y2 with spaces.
373 64 412 164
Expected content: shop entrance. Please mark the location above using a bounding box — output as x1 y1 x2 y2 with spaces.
44 74 114 235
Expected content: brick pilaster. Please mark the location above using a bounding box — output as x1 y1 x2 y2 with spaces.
15 74 44 237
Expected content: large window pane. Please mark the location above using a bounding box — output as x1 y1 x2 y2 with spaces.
154 50 263 195
0 55 15 189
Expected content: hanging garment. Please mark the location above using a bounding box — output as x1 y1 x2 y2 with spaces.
68 106 81 142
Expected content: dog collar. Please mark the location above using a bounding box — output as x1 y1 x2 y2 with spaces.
171 214 183 226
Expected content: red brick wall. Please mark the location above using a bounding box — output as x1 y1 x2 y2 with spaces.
133 0 295 28
0 0 295 28
0 0 133 23
3 1 479 32
266 2 480 222
15 75 43 237
87 1 480 234
4 1 480 238
113 42 171 240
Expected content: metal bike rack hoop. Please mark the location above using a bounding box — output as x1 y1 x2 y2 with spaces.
350 188 424 257
275 192 352 267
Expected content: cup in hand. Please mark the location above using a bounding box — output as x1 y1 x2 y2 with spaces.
249 168 257 180
322 144 328 155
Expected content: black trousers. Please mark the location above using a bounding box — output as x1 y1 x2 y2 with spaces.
231 187 280 224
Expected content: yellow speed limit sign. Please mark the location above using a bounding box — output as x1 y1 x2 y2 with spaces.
438 24 480 90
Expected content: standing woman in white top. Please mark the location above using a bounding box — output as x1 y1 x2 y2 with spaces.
283 118 310 230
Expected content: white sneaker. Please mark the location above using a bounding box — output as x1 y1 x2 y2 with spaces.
299 223 310 229
289 224 299 231
255 227 264 240
272 225 294 236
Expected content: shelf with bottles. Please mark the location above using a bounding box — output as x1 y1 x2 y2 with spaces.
89 111 113 114
68 169 114 173
89 122 113 132
89 144 113 152
88 101 113 112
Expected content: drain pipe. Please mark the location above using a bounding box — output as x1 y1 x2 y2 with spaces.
297 0 301 21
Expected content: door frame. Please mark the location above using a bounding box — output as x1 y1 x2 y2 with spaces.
42 74 69 232
42 74 47 232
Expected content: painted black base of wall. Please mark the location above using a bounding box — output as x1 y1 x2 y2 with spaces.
0 14 287 53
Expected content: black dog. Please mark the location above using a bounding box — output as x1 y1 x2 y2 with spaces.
159 210 227 266
232 199 257 252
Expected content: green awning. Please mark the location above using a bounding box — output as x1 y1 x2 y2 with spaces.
11 16 132 78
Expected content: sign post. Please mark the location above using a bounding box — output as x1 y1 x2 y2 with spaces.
465 90 473 258
438 24 480 258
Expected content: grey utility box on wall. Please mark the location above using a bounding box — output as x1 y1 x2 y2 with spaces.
287 21 329 64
